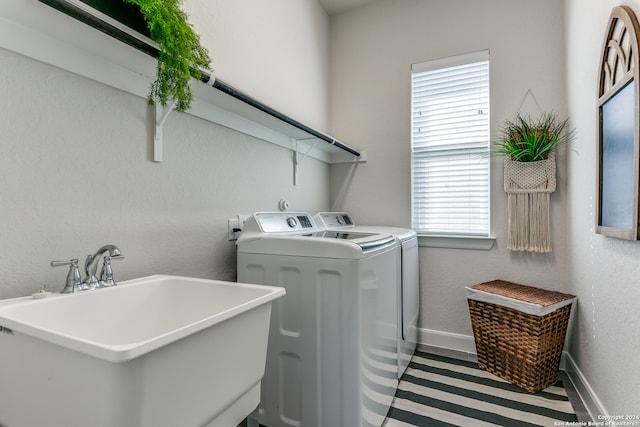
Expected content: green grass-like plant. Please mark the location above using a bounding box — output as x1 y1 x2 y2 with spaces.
492 112 574 162
124 0 211 112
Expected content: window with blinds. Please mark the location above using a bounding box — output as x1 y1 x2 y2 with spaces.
411 50 490 237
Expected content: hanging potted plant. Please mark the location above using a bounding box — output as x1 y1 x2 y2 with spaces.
124 0 211 112
492 112 575 253
492 112 573 162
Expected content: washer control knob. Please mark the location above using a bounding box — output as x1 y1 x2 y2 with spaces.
286 217 298 228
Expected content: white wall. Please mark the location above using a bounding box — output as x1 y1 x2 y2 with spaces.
565 0 640 415
329 0 569 343
186 0 330 130
0 0 331 299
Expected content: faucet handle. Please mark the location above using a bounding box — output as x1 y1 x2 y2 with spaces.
51 259 85 293
99 255 124 287
50 259 77 268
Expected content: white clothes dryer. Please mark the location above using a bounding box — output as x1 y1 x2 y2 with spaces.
314 212 419 378
237 212 399 427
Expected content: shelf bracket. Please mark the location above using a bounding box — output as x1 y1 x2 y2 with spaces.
293 137 320 186
153 101 177 162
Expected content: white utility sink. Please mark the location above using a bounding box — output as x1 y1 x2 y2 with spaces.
0 275 285 427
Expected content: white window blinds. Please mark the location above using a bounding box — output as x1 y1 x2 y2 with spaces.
411 50 490 237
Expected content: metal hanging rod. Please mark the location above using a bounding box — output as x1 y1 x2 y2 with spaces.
208 79 360 157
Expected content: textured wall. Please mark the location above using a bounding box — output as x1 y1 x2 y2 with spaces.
328 0 569 339
185 0 330 130
0 0 331 299
565 0 640 414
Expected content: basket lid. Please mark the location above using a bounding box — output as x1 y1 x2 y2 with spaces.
468 280 575 305
466 280 576 316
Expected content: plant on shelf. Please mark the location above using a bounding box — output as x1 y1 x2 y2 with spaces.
492 112 574 162
124 0 211 112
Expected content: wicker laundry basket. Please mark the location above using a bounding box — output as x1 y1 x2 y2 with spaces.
466 280 576 392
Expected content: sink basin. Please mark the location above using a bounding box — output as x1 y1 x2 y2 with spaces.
0 275 285 427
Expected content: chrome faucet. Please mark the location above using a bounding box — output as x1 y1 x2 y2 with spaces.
51 245 124 293
83 244 124 289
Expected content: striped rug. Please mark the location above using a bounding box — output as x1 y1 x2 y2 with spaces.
383 350 578 427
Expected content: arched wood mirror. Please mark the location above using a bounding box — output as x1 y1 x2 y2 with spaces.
597 6 640 239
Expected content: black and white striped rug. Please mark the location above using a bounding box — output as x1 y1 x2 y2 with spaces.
383 350 578 427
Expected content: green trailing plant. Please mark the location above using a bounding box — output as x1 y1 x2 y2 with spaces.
124 0 211 112
492 112 575 162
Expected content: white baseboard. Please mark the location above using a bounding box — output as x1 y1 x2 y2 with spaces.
563 351 608 419
418 328 477 354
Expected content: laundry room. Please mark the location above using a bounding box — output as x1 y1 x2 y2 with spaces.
0 0 638 426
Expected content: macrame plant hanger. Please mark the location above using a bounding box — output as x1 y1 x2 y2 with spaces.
504 90 556 253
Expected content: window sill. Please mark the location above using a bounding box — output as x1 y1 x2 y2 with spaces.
417 235 496 250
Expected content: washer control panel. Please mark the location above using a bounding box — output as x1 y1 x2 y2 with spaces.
255 212 316 233
315 212 354 228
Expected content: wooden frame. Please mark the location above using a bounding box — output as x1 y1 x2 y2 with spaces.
597 6 640 239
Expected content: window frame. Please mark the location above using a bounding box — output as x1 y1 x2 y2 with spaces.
410 50 495 249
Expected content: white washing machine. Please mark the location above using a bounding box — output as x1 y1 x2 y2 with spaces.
237 212 399 427
314 212 419 378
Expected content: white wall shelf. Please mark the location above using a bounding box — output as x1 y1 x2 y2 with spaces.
0 0 364 165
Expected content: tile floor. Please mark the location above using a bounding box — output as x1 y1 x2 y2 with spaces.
422 344 592 424
240 345 593 426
